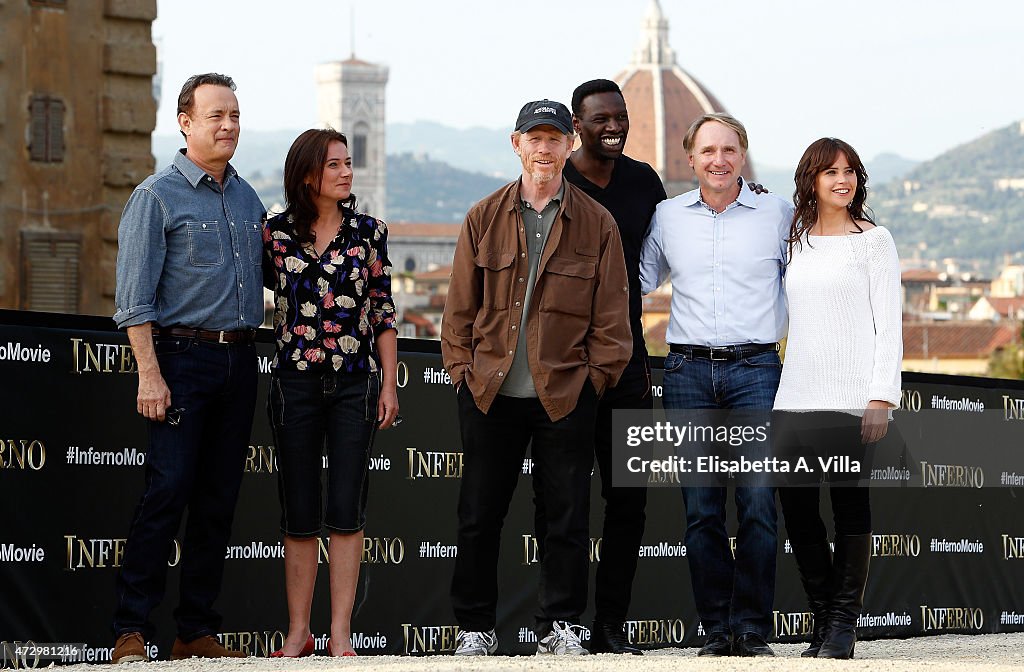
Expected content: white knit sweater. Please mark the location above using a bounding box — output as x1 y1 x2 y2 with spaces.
774 226 902 414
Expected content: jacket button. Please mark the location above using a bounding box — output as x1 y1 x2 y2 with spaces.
497 371 504 377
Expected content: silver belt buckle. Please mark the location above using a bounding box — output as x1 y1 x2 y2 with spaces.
710 346 730 361
218 331 229 344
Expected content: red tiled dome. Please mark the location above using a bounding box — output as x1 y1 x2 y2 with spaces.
615 0 756 196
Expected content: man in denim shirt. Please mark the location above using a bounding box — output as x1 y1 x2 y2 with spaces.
110 73 265 664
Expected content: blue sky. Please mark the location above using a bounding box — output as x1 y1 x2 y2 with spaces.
154 0 1023 168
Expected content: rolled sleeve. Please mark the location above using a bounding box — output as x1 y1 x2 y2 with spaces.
368 219 399 335
113 188 168 329
639 208 668 295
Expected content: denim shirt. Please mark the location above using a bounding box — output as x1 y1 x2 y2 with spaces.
114 150 267 331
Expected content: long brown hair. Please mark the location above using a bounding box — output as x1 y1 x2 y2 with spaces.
281 128 357 244
787 137 873 261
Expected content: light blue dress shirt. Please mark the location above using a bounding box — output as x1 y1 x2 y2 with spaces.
639 180 793 347
114 150 266 331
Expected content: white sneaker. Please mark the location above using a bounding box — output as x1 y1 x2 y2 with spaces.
537 621 589 655
454 629 498 656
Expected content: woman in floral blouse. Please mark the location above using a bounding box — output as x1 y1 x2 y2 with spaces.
263 128 399 657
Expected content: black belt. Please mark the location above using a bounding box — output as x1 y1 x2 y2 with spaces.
669 342 779 361
153 327 256 344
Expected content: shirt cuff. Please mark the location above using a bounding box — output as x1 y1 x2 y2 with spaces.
113 304 157 329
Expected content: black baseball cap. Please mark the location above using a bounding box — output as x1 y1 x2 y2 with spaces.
515 99 573 135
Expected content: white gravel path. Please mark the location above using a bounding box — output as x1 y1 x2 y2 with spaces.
60 633 1024 671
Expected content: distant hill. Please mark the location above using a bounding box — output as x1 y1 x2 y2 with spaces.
388 121 517 179
872 121 1024 267
153 132 505 222
755 153 919 200
386 152 505 222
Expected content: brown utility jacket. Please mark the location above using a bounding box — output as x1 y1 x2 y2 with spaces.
441 178 632 421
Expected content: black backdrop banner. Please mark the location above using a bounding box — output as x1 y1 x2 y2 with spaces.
1 309 1023 664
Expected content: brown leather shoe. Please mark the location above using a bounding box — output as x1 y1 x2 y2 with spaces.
170 635 245 660
112 632 148 664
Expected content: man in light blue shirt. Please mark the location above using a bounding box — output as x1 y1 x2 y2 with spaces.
111 73 264 664
639 113 793 657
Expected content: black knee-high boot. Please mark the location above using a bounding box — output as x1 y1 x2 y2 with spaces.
817 534 871 659
791 542 835 657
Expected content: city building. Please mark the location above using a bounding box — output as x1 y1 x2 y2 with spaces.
615 0 756 196
0 0 157 315
902 322 1019 375
316 55 388 219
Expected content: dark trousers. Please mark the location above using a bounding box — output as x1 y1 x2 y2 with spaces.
113 337 256 641
662 349 781 640
592 360 652 624
776 412 872 544
451 382 597 635
268 369 379 535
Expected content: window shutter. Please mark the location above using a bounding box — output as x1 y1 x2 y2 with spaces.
28 95 66 163
20 231 81 313
48 98 65 162
29 97 48 162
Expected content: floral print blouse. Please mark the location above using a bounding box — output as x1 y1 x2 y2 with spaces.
263 205 398 373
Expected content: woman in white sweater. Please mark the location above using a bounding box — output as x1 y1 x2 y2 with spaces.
773 138 902 659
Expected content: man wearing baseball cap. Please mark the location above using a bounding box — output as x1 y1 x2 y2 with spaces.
442 100 631 656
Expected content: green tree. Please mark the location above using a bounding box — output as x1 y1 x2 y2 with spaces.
987 322 1024 379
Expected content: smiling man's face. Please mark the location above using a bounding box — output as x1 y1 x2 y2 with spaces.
574 91 629 161
688 120 746 198
513 126 573 186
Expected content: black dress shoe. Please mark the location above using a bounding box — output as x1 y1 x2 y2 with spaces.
589 621 642 655
733 633 775 657
697 633 732 656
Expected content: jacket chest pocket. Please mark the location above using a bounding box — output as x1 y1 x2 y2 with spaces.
540 256 595 317
186 221 224 267
474 250 515 309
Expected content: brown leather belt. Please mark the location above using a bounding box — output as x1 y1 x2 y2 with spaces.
153 326 256 344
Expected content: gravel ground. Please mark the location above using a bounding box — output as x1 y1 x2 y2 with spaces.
59 633 1024 671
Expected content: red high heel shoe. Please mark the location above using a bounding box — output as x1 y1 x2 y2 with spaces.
327 638 358 657
270 634 315 658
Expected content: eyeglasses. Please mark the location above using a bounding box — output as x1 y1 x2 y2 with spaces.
166 407 186 426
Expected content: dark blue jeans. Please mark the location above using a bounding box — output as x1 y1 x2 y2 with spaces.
267 368 379 535
662 349 781 640
114 337 257 642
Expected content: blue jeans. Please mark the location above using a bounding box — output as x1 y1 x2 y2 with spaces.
663 349 781 640
114 337 257 641
267 368 379 535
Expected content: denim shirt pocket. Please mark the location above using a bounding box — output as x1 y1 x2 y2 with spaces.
245 220 263 267
186 221 224 267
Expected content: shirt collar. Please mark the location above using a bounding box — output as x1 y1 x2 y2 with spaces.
173 148 238 189
517 179 565 212
685 177 758 210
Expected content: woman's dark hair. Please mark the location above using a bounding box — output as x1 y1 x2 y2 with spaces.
787 137 873 261
281 128 356 244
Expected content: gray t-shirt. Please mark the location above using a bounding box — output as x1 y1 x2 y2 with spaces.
499 184 563 398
